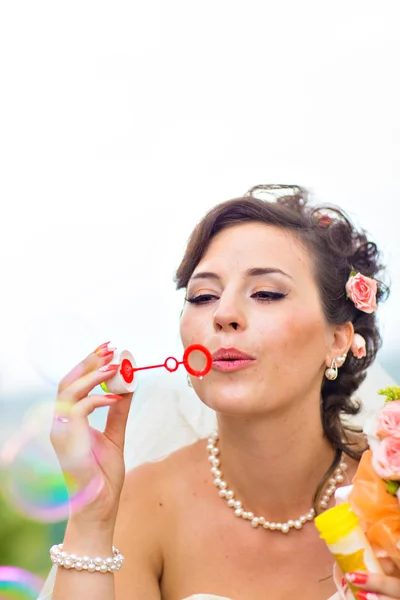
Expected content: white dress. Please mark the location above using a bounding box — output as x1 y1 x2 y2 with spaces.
37 364 393 600
38 582 344 600
182 596 342 600
38 575 344 600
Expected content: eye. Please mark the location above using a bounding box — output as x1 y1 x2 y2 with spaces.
185 293 218 305
251 291 287 302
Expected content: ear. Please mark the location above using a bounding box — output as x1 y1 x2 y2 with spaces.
325 321 354 367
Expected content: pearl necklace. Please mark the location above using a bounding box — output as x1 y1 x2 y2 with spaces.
207 431 348 534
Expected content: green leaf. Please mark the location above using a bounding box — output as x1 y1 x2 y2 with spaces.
386 480 400 496
378 386 400 403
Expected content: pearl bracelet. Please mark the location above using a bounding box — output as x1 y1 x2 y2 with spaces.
50 543 124 573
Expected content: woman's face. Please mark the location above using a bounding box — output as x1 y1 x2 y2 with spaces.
180 222 344 416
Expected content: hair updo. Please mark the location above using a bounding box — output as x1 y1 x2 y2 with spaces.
175 184 389 466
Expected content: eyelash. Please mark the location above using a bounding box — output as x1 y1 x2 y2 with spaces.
185 291 287 305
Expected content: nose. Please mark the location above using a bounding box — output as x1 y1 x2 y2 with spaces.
212 294 247 333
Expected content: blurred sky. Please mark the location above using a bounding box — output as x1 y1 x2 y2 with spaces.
0 0 399 404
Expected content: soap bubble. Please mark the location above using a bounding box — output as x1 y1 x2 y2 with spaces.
0 402 102 523
0 566 44 599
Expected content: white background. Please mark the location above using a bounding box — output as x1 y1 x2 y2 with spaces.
0 0 399 406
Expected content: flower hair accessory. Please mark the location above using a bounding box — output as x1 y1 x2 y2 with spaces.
351 333 367 359
316 213 334 228
345 271 378 314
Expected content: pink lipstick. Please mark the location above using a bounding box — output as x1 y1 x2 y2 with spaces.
212 347 256 372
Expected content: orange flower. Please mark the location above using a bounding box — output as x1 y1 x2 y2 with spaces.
349 450 400 569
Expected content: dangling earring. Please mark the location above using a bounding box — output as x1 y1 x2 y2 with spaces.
336 353 347 367
325 359 338 380
187 374 193 388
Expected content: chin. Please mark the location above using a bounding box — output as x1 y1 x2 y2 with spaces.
193 379 263 416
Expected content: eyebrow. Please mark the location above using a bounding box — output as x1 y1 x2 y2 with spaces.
190 267 294 282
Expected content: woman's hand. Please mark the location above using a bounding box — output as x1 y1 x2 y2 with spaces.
50 342 134 527
346 557 400 599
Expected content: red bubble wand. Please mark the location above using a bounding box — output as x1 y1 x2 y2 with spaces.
101 344 212 394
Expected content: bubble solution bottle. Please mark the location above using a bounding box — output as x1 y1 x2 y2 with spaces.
314 503 383 599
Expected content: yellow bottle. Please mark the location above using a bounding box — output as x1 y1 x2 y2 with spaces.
314 503 383 599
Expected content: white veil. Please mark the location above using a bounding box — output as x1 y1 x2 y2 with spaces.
37 361 396 599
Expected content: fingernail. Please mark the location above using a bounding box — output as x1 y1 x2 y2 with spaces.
346 572 369 585
98 364 119 373
356 592 378 600
104 394 123 401
95 347 117 358
94 341 110 354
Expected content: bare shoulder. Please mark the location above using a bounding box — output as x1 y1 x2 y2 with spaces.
120 438 206 509
113 440 206 600
115 442 205 550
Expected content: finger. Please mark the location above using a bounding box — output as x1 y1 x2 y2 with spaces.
104 391 134 450
73 394 124 419
51 393 123 474
355 594 396 600
57 363 120 408
51 394 123 446
50 390 121 510
379 557 400 578
346 571 400 598
58 341 115 393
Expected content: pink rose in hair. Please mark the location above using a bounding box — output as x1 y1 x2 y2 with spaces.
318 214 333 227
376 401 400 440
372 436 400 481
351 333 367 359
345 272 378 314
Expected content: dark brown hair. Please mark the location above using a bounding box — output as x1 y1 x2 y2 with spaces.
175 185 389 481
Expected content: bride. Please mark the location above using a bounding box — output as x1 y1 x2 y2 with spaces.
41 185 400 600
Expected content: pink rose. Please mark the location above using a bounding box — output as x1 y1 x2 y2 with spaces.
345 272 378 314
351 333 367 359
372 435 400 481
318 214 333 227
376 401 400 440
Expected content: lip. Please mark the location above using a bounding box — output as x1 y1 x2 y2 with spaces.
211 347 256 372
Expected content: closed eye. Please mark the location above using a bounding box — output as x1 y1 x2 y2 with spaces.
185 291 287 305
185 293 218 305
251 291 287 302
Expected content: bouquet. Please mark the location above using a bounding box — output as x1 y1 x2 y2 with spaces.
349 386 400 569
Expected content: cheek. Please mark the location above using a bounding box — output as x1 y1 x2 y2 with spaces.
180 309 209 347
257 304 328 359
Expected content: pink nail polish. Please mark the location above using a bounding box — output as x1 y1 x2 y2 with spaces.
356 592 378 600
94 341 110 354
104 394 123 400
98 364 119 373
95 347 116 358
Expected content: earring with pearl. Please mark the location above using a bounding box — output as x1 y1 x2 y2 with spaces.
325 359 338 381
325 352 347 381
336 352 347 367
